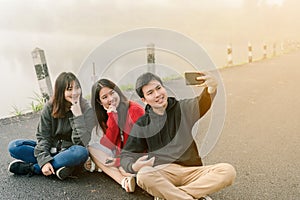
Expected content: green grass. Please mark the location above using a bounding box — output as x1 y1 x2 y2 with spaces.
162 74 181 82
120 84 134 91
29 92 45 112
11 105 24 116
10 92 46 116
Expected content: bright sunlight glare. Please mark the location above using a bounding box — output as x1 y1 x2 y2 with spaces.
265 0 285 6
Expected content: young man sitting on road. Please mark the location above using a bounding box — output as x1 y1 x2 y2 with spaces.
121 72 236 200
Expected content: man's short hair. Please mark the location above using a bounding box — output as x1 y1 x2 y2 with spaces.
135 72 163 98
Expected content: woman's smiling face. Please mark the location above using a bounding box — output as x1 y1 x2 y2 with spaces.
64 80 81 104
98 86 120 109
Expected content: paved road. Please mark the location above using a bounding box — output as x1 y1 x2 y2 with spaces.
1 51 299 199
206 52 300 199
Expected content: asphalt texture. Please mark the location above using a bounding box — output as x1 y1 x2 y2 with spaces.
1 51 300 199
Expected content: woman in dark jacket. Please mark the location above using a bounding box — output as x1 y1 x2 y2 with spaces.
7 72 95 180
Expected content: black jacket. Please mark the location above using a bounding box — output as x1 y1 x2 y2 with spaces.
121 88 215 174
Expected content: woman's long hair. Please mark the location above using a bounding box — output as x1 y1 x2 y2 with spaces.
91 79 129 133
51 72 82 118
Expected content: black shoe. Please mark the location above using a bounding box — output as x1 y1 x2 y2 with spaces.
56 166 75 180
8 160 34 175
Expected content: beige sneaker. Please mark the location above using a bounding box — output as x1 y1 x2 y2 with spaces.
84 157 102 172
121 176 136 193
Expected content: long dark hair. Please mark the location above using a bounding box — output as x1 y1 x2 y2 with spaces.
91 79 129 133
51 72 82 118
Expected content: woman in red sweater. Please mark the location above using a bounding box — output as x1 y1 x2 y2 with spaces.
86 78 144 193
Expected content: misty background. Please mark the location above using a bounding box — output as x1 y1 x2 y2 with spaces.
0 0 299 118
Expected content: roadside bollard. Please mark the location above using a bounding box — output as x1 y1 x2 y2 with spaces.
263 43 267 59
227 44 233 66
273 43 276 57
91 62 98 84
280 41 284 54
31 47 53 102
147 43 155 74
248 42 253 63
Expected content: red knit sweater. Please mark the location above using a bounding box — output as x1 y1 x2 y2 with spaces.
100 101 144 166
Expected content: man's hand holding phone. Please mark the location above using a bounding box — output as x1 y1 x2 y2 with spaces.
184 71 217 94
184 72 205 85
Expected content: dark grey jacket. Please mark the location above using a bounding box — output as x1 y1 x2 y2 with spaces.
34 98 96 167
121 88 215 174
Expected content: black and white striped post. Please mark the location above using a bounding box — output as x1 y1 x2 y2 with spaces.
31 47 53 102
227 44 233 66
263 42 267 59
147 43 155 74
248 42 253 63
91 62 98 84
280 41 284 54
272 43 277 57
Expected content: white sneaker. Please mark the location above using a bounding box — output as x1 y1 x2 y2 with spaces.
84 157 102 172
153 197 165 200
121 176 136 193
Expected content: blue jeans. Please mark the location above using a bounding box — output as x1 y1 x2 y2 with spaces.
8 139 89 175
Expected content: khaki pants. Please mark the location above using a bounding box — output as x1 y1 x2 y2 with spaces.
136 163 236 200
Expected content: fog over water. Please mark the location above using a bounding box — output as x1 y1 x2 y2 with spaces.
0 0 299 118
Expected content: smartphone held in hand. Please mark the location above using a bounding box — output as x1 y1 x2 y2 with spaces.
184 72 205 85
105 159 114 164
